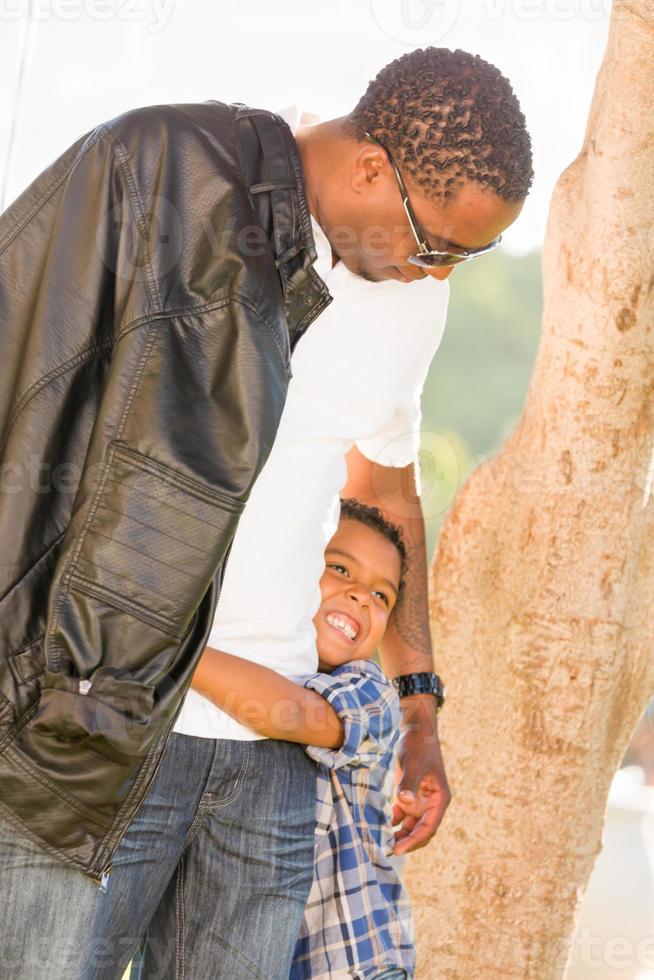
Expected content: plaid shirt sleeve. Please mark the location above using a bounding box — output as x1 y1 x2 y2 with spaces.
302 659 401 770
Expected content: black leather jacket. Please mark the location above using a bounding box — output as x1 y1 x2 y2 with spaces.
0 100 332 884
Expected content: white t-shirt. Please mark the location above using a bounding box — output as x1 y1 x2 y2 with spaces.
172 107 449 740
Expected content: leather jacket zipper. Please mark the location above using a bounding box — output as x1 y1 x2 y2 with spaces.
91 864 112 892
87 712 179 890
86 551 231 889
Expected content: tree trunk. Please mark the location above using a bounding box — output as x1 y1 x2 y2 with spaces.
405 3 654 977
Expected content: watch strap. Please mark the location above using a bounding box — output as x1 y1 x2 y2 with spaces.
391 671 445 708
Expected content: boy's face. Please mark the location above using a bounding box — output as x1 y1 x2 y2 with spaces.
313 518 402 671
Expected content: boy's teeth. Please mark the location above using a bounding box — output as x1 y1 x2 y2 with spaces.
326 614 358 640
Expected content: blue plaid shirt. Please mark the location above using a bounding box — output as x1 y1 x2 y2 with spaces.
290 659 415 980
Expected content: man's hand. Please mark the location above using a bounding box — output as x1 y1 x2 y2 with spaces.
341 447 451 851
391 694 450 855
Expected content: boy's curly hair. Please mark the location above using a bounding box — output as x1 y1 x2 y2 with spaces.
344 46 533 203
339 497 408 599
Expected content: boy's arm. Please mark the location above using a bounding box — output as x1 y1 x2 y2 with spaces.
302 660 401 771
190 646 344 749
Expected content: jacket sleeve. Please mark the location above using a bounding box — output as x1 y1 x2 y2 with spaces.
28 297 290 759
302 660 401 771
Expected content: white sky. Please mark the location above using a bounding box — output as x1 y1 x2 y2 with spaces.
1 0 611 253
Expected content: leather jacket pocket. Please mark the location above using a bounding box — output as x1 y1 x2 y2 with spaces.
31 440 245 757
7 634 46 686
0 693 14 741
1 635 46 741
63 440 245 637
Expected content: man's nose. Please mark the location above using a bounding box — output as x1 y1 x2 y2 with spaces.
428 266 455 281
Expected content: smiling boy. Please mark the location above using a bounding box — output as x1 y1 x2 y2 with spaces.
189 498 419 980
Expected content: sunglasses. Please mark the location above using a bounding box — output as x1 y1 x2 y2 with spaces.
364 131 502 270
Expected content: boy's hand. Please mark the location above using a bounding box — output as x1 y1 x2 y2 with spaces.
391 695 450 855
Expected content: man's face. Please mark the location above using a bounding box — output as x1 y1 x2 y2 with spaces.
313 518 402 671
322 144 525 283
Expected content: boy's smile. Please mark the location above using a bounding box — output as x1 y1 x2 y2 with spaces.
325 611 360 643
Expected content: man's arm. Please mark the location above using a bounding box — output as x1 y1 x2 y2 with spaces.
16 117 292 760
342 444 451 853
29 298 289 758
191 646 344 748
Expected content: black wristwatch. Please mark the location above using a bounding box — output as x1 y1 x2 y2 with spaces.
391 671 446 710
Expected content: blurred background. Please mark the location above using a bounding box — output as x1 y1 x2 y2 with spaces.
3 2 652 977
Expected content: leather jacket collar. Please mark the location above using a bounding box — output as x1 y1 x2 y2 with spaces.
232 104 333 352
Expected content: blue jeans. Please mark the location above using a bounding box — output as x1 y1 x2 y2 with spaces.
0 732 317 979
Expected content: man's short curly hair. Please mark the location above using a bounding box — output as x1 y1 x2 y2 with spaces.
339 497 408 598
344 47 534 204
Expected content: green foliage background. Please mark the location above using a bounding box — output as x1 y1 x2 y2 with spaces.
418 249 543 559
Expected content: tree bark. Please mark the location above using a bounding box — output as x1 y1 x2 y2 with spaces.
404 3 654 977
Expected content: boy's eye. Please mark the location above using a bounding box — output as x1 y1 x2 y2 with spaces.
328 563 349 576
372 590 389 606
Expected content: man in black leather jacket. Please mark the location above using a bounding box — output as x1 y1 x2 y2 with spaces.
0 47 533 979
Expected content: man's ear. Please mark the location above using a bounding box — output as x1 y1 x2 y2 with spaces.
350 144 387 194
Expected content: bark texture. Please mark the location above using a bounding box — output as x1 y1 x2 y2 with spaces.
405 4 654 977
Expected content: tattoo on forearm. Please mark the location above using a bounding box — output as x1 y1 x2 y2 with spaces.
392 541 432 655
